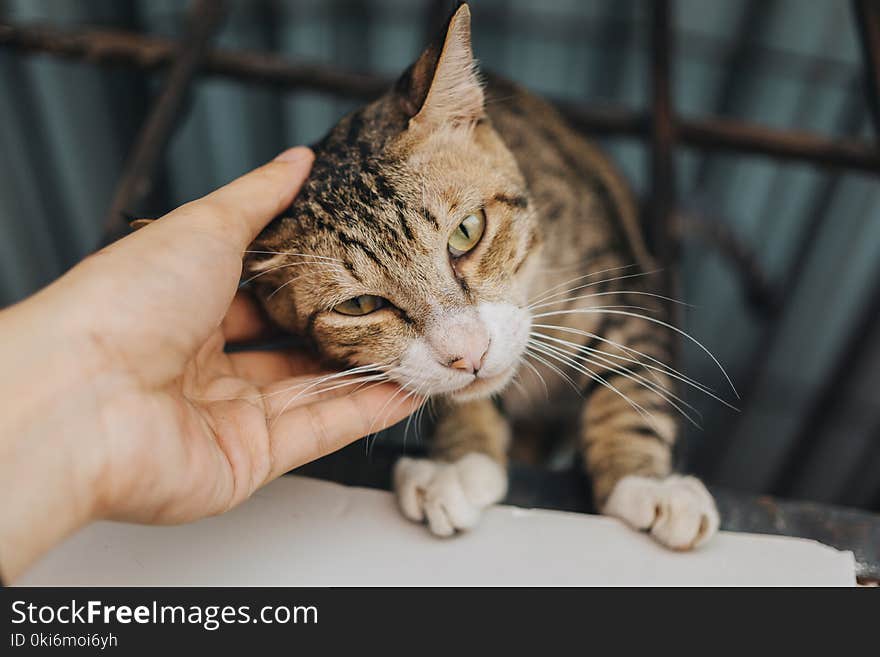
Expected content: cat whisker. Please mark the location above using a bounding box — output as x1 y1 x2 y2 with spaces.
530 329 736 412
530 323 711 395
402 378 432 448
528 289 694 313
240 260 344 286
524 346 582 396
263 363 393 424
519 356 550 399
362 375 406 457
267 267 345 300
526 263 643 306
260 362 391 402
534 328 680 394
527 268 661 309
426 396 439 423
566 349 701 430
188 362 387 406
366 377 423 443
347 377 393 399
301 375 393 458
368 376 425 456
415 380 436 443
535 258 631 274
269 375 391 426
526 340 664 432
531 332 673 394
242 250 344 263
531 308 739 398
384 367 437 393
271 373 391 415
366 368 411 438
536 303 660 315
529 336 702 428
401 381 420 446
401 385 427 447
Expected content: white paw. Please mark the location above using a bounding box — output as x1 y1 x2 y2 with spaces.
603 475 720 550
393 453 508 537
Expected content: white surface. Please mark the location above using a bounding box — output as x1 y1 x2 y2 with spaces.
21 475 856 586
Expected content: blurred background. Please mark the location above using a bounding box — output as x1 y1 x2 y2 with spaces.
1 0 878 512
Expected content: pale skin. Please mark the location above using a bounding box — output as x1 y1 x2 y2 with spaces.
0 147 421 582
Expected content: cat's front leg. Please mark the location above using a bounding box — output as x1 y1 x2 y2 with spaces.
393 398 509 537
582 385 720 551
603 473 719 550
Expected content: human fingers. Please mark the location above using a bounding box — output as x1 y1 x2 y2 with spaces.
265 383 423 481
163 146 314 252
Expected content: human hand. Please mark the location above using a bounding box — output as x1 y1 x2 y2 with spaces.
0 148 421 580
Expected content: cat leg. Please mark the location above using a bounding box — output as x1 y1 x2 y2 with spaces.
393 399 509 537
581 375 719 550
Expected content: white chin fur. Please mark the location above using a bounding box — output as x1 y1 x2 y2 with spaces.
475 301 531 377
393 301 531 398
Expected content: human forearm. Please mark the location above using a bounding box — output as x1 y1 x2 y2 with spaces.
0 283 106 581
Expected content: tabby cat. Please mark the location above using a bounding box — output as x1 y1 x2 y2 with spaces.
245 4 721 549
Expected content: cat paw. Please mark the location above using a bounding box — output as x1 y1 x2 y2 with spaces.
603 475 720 550
393 454 508 537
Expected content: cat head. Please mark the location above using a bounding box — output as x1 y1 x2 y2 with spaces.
246 4 540 401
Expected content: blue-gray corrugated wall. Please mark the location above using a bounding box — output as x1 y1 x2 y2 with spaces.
1 0 878 509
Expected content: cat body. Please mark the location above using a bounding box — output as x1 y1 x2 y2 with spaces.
246 5 719 549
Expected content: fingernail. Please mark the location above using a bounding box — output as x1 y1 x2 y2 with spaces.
274 146 313 163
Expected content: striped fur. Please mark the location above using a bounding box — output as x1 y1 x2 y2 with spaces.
246 4 718 548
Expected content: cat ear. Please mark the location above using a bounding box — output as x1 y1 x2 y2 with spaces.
397 3 484 130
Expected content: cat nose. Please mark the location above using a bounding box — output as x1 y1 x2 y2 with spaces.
428 313 490 375
448 337 490 375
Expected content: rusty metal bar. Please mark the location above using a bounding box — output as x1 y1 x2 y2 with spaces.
649 0 676 262
648 0 682 404
552 101 646 136
102 0 225 236
679 115 879 172
2 20 880 175
0 21 389 98
853 0 880 138
691 0 768 190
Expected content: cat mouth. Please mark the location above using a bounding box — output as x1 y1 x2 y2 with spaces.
447 368 514 400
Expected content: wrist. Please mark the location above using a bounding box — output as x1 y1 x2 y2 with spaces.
0 283 108 581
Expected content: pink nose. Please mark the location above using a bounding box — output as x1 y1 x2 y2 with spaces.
427 313 491 376
448 337 490 375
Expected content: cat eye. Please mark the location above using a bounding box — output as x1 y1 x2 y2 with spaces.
448 210 486 257
333 294 386 316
